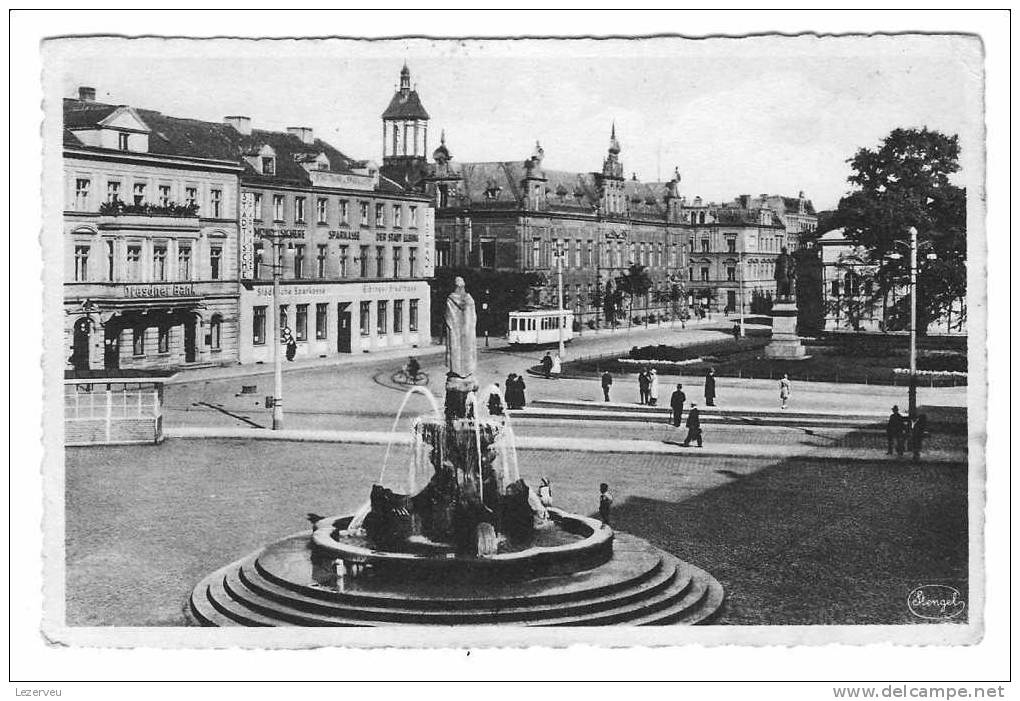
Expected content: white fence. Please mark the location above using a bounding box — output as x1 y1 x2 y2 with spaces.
64 384 164 446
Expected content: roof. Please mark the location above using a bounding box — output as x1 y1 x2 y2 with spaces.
381 90 430 120
235 128 361 186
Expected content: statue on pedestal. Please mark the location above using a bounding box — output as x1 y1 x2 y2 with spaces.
774 247 797 303
444 276 479 419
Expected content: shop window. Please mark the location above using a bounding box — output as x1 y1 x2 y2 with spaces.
393 300 403 334
273 195 284 222
315 303 327 340
377 301 388 335
153 245 167 281
210 189 222 218
210 315 222 350
317 244 327 278
133 183 146 206
210 246 222 280
359 246 370 277
359 301 371 336
253 306 266 345
316 198 328 224
409 247 418 277
295 196 306 223
132 328 145 356
74 245 89 282
74 178 91 210
177 244 192 280
157 326 170 354
409 300 419 332
296 304 308 341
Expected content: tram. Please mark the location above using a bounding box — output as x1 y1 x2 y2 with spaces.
506 308 574 346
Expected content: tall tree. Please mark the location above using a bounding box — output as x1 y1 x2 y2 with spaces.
615 264 653 322
429 268 544 338
831 127 967 334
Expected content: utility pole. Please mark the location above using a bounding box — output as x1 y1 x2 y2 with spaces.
271 237 284 430
738 247 746 338
556 241 565 359
908 225 918 420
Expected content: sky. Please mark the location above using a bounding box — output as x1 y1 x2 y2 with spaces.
51 34 983 211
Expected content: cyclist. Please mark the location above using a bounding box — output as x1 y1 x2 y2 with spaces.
405 356 421 380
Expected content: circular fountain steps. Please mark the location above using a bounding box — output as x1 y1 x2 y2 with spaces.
190 531 724 627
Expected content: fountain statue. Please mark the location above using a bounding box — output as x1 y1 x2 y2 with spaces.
765 247 808 359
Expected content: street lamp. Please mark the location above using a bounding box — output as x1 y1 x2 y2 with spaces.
738 247 746 338
554 241 566 359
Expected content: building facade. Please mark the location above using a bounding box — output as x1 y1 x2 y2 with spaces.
63 89 243 373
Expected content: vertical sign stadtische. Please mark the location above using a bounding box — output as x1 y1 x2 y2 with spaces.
239 191 255 279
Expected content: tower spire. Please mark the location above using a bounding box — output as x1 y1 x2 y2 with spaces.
399 61 411 92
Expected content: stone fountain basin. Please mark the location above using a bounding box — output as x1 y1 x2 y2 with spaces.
311 508 614 580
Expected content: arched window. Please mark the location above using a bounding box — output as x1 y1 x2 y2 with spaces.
210 314 222 350
698 211 706 224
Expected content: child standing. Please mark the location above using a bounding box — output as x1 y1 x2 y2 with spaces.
598 482 613 526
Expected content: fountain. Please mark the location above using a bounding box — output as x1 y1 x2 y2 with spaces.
190 279 724 626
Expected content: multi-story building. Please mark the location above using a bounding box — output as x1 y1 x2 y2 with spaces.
228 117 434 362
63 87 243 372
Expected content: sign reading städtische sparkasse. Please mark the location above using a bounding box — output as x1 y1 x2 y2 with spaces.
124 283 197 298
239 192 256 279
423 207 435 276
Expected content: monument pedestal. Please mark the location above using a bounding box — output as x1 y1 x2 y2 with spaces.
765 302 808 359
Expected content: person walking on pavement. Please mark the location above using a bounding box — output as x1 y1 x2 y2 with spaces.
601 370 613 402
704 368 717 406
732 323 741 343
886 405 905 456
638 368 650 405
910 413 928 462
541 352 553 379
514 373 527 409
779 373 791 410
598 482 613 526
487 383 504 416
681 404 703 447
670 384 686 427
551 352 562 377
648 369 660 406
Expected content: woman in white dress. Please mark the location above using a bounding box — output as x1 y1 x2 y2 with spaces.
779 373 791 410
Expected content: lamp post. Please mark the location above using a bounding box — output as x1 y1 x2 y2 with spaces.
265 236 285 430
738 247 746 338
908 226 918 419
555 242 565 359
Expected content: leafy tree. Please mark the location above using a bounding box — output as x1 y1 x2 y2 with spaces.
831 127 966 334
614 264 653 323
429 268 544 338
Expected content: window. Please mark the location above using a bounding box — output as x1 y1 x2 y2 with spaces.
376 246 385 277
532 238 541 268
185 186 197 208
436 242 450 268
479 240 496 269
253 193 263 219
409 206 418 228
74 245 89 281
409 247 418 277
74 178 90 210
157 326 170 354
315 303 327 340
392 204 402 228
689 268 694 281
158 184 171 207
377 301 388 335
133 182 146 206
727 267 736 282
279 305 289 334
375 203 385 227
701 239 710 253
210 189 222 218
273 195 284 221
392 246 402 277
727 238 736 254
210 315 222 350
294 196 306 223
359 301 371 336
177 244 192 280
831 280 840 297
254 246 263 278
293 244 305 278
393 300 403 333
107 181 121 203
359 245 370 277
339 200 349 225
262 157 275 175
317 244 327 278
339 245 349 277
360 202 369 226
574 239 582 268
210 246 222 280
132 328 145 356
126 245 141 281
699 211 706 224
316 198 328 224
118 133 130 151
295 304 308 341
409 299 419 332
106 240 115 280
153 245 167 281
701 266 710 282
586 240 594 266
253 306 267 345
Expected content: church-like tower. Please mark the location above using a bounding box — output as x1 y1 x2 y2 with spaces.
382 63 431 166
596 123 626 217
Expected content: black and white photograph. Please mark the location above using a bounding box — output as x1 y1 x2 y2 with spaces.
11 7 1011 693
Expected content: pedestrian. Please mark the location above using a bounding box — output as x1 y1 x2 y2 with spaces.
282 327 297 362
910 413 928 462
537 477 553 507
670 383 686 427
487 383 504 416
638 368 650 405
779 373 791 410
598 482 613 525
514 373 527 409
504 374 517 410
704 367 716 407
551 353 562 377
648 368 660 406
681 403 703 447
601 370 613 402
732 323 741 342
886 405 905 456
541 352 553 379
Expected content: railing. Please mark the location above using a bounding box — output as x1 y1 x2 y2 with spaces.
64 387 164 446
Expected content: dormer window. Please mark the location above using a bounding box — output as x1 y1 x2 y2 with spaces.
118 133 129 151
262 157 275 175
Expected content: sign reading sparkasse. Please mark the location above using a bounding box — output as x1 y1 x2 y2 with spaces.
124 283 197 298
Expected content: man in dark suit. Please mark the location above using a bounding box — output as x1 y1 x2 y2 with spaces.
670 384 686 427
704 368 716 406
682 404 703 447
601 371 613 402
886 405 905 456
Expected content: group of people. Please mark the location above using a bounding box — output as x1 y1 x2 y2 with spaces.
540 352 563 379
637 368 660 405
886 405 929 461
483 372 528 416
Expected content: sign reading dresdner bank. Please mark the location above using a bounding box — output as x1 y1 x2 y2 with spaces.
124 283 197 298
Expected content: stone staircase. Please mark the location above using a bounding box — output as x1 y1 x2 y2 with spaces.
189 531 725 627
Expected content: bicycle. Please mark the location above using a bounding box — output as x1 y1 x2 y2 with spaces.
393 367 430 386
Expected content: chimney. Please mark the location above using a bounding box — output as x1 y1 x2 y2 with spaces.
738 194 750 208
287 126 314 145
78 86 96 102
224 115 252 135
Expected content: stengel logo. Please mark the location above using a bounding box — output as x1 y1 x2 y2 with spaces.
907 585 966 620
